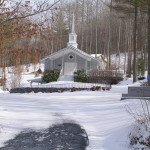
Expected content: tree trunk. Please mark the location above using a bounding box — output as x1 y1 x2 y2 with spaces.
107 0 112 70
95 0 98 57
81 0 85 50
117 19 121 69
133 0 138 83
148 0 150 86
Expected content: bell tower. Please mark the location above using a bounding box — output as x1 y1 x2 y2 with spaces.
67 14 78 48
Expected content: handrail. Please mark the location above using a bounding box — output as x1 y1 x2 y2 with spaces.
59 68 63 77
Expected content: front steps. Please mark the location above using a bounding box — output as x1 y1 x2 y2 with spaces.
57 75 74 81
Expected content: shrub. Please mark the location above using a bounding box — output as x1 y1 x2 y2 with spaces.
71 87 76 92
42 69 60 83
74 69 88 83
9 66 24 88
129 121 150 149
74 69 123 84
137 58 145 77
128 100 150 149
87 69 123 85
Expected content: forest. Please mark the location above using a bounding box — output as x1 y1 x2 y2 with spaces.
0 0 150 84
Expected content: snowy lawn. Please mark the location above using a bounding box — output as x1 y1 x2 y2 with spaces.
0 78 144 150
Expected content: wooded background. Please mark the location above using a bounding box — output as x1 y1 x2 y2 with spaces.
0 0 150 83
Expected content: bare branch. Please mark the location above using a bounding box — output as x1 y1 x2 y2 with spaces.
0 0 6 6
0 0 60 26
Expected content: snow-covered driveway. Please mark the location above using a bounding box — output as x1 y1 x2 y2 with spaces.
0 83 139 150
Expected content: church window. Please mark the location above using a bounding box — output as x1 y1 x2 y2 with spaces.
69 55 74 59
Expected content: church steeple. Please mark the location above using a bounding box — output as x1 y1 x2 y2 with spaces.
67 13 78 48
71 13 75 33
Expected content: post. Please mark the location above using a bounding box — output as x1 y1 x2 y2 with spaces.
50 59 53 69
62 55 64 75
85 59 88 73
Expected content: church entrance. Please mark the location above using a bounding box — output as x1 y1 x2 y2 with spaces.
64 62 77 75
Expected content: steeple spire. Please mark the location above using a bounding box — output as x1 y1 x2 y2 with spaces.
71 13 75 33
67 13 78 48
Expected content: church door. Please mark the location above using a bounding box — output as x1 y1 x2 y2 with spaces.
64 62 77 75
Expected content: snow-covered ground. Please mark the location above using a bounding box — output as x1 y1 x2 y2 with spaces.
0 76 146 150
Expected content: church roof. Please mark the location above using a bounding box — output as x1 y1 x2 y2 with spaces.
41 45 101 63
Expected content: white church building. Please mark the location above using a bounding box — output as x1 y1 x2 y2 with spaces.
41 14 106 81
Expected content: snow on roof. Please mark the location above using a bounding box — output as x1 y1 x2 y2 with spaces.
91 54 107 63
91 54 102 58
41 45 100 63
41 45 95 61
